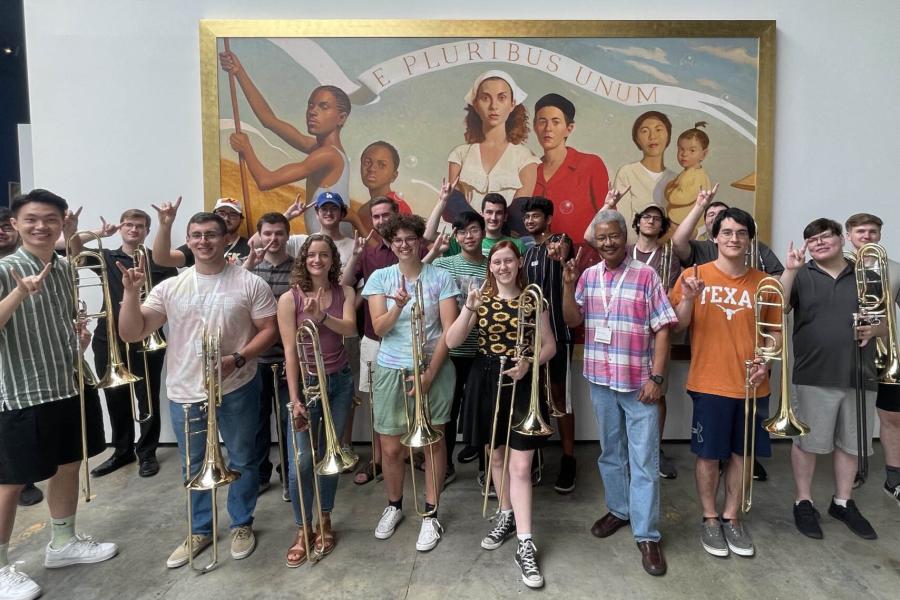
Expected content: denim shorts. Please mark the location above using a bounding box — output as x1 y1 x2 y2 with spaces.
688 390 772 460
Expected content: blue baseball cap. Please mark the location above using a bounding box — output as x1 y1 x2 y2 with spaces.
315 191 346 211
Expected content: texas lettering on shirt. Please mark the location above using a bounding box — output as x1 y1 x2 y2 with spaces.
696 284 753 321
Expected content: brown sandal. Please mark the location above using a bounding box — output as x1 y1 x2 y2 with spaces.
285 526 312 568
313 514 336 557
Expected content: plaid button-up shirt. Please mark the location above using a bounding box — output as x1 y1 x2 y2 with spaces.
574 258 677 392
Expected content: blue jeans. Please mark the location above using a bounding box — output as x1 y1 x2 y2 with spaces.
589 383 661 542
287 365 354 526
169 375 262 535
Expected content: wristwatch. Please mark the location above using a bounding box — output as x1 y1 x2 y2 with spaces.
649 374 664 385
231 352 246 369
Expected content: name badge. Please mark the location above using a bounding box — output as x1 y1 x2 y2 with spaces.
530 260 539 266
594 326 612 344
194 339 203 358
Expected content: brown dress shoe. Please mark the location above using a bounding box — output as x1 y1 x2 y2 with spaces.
637 541 667 576
591 512 630 538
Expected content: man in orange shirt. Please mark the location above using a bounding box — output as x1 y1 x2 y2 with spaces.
669 207 773 559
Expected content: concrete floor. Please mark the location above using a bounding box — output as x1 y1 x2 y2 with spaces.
8 442 900 600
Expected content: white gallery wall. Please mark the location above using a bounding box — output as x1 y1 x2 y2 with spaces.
22 0 900 442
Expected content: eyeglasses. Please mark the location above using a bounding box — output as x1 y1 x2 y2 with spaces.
0 224 13 233
806 231 837 245
718 229 750 240
455 227 482 238
188 232 222 241
214 210 241 219
640 214 663 223
595 233 624 244
391 236 419 247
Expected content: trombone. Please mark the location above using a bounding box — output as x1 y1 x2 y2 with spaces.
660 239 674 292
852 243 900 483
124 244 166 423
68 231 141 502
401 279 444 517
482 284 554 519
183 325 240 573
366 360 379 481
289 319 358 564
741 277 810 513
745 219 760 270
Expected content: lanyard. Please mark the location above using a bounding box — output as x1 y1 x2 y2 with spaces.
632 245 658 266
598 262 630 316
192 267 225 306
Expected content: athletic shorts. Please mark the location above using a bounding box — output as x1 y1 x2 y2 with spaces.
876 382 900 413
0 391 106 484
688 390 772 460
372 361 455 436
793 385 875 456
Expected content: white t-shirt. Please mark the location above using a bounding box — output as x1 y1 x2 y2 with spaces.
143 264 277 402
447 142 540 207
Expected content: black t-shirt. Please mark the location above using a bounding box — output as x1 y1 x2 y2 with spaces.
790 259 876 388
177 237 251 267
92 247 178 344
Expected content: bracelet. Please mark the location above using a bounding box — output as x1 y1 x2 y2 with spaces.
464 304 477 312
319 313 328 324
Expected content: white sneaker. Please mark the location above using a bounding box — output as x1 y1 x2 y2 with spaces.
0 563 41 600
44 534 118 569
375 506 403 539
415 517 443 552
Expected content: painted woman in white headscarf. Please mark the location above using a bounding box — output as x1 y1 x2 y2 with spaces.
446 70 539 238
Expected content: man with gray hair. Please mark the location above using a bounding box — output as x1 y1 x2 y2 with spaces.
562 209 677 576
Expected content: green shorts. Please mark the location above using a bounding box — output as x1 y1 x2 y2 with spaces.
372 361 455 436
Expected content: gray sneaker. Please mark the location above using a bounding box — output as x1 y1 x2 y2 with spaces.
700 519 728 557
722 519 755 557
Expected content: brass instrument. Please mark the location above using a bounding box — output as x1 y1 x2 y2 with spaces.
68 231 141 502
296 319 358 476
482 284 553 519
851 243 900 483
366 360 379 481
271 364 290 500
288 319 358 564
123 244 164 423
741 277 810 513
745 219 759 269
660 239 674 292
401 279 443 517
183 326 240 573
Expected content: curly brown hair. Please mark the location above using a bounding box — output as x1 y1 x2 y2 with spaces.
290 234 342 291
463 78 530 144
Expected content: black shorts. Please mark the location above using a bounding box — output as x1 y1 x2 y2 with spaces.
0 391 106 484
876 383 900 413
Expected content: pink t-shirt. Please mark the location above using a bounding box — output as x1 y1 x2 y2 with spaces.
143 264 277 402
292 286 348 375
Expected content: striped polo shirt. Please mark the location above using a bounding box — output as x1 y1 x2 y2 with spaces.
248 256 294 364
0 247 78 410
433 253 487 357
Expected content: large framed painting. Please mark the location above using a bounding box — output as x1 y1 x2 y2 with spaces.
199 20 774 242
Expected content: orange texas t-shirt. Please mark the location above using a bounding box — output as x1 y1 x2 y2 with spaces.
670 262 776 399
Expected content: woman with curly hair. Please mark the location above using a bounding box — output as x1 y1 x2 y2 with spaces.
276 233 357 567
446 70 540 238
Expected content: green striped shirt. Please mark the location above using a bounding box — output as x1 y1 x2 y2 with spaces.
433 253 487 357
0 248 78 411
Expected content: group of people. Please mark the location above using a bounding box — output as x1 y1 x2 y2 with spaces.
1 64 898 600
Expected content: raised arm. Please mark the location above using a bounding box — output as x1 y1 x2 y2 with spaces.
150 197 187 268
220 50 317 154
229 134 337 191
117 258 168 342
445 281 482 348
672 185 718 264
562 249 585 327
672 267 705 333
583 184 630 249
339 232 370 287
424 178 454 243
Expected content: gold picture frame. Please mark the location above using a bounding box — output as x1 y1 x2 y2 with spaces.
199 19 775 240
